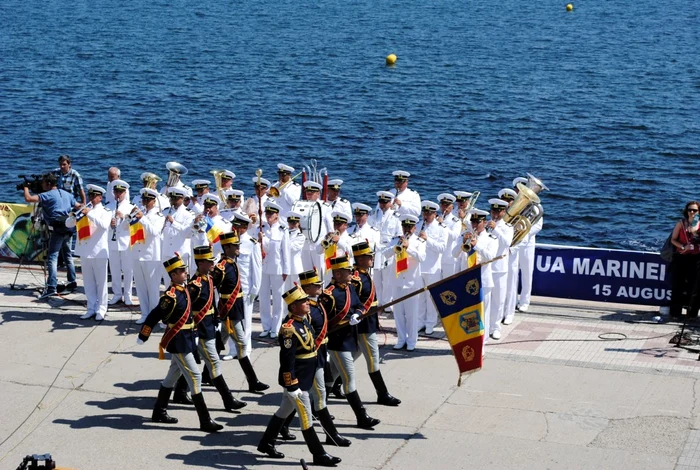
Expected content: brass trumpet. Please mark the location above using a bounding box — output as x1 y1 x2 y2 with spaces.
394 235 407 254
210 169 228 203
268 171 302 198
321 231 339 249
126 205 144 223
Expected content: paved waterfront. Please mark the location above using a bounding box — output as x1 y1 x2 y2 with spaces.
1 263 699 469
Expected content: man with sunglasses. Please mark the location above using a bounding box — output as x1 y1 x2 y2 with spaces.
300 181 334 276
133 188 166 324
107 180 136 305
386 170 421 218
437 193 462 278
162 187 195 274
417 201 448 335
191 179 212 215
258 201 290 339
273 163 302 219
487 198 514 340
369 191 403 310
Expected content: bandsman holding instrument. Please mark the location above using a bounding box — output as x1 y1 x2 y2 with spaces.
192 194 231 257
513 176 544 313
133 188 166 324
220 189 245 222
285 210 306 290
242 175 271 230
325 179 352 220
107 180 135 305
387 171 421 218
258 201 290 339
417 201 448 336
137 253 223 433
319 211 355 283
453 191 474 223
301 181 333 275
191 179 212 214
437 193 462 278
161 187 194 274
231 214 262 358
270 163 302 219
499 188 519 325
160 161 188 196
486 198 514 340
369 191 402 312
347 203 380 250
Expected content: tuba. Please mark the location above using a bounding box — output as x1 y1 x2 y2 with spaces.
165 161 188 188
503 173 548 246
140 172 161 190
210 169 227 203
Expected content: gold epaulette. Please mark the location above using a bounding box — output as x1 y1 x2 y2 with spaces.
323 286 335 295
281 318 295 337
191 277 202 288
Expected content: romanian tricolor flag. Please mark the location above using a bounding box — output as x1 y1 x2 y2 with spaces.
129 218 146 247
428 266 484 384
75 214 92 243
466 248 478 268
395 247 409 276
205 216 223 244
324 243 337 269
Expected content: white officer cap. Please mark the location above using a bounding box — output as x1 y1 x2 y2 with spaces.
352 203 372 214
469 208 489 217
488 198 509 209
167 187 187 198
233 212 251 224
421 200 440 212
437 193 456 204
112 179 129 191
331 210 350 224
377 190 394 202
513 177 528 188
192 179 211 189
264 201 283 213
277 163 295 173
392 170 411 179
287 210 303 221
454 191 473 201
140 188 159 199
182 185 193 198
225 189 244 200
87 184 106 195
327 179 343 190
252 177 272 187
202 194 221 206
498 188 517 201
303 181 322 191
400 214 419 225
222 170 236 180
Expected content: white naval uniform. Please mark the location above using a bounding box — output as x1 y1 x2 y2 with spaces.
74 203 111 319
105 181 129 208
161 204 194 272
518 216 543 310
389 187 421 218
220 207 245 223
347 221 380 250
271 180 301 219
132 207 165 322
107 197 135 302
318 230 354 284
381 234 426 349
368 208 402 308
489 220 514 335
242 194 269 236
259 221 290 334
504 244 521 323
238 232 262 356
327 197 352 221
284 227 306 290
440 212 463 278
418 219 447 331
301 201 333 277
453 231 497 341
133 192 170 212
191 214 231 258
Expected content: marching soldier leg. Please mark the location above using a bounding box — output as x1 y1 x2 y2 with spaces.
331 350 380 429
360 333 401 406
153 357 182 423
173 352 223 432
199 337 246 411
172 375 193 405
239 353 270 393
287 389 341 467
311 368 350 447
258 394 298 459
279 410 297 441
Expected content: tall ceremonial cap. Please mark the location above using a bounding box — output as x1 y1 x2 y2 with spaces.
202 194 221 206
454 191 473 202
513 176 528 188
469 208 489 220
299 268 323 286
330 255 352 271
192 179 211 189
222 170 235 180
287 210 303 222
332 210 350 224
283 284 309 306
377 190 394 202
264 200 282 213
327 179 343 190
421 200 439 212
220 231 240 246
232 212 251 227
277 163 294 173
193 245 216 261
167 187 187 198
498 188 517 201
400 214 419 225
163 252 186 273
488 198 509 209
112 179 129 191
438 193 456 204
225 189 244 200
352 203 372 214
140 188 159 199
303 181 322 191
392 170 410 180
87 184 106 195
352 240 374 257
252 176 271 188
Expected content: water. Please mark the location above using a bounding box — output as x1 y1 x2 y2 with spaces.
1 0 698 251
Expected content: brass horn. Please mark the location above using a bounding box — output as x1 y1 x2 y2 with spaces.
504 173 547 246
210 169 227 203
268 171 302 198
140 172 162 190
165 161 188 188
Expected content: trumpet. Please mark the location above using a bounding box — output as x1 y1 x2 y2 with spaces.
193 214 207 233
160 206 174 234
65 202 93 228
126 205 144 223
461 231 475 251
165 161 188 188
321 231 339 249
268 171 302 198
394 235 408 254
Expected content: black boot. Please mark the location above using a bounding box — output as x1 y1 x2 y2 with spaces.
346 390 380 429
152 386 178 423
257 415 286 459
302 427 342 467
330 377 345 399
279 410 297 441
172 376 193 405
212 374 247 411
369 371 401 406
317 407 351 447
201 366 213 386
191 393 224 432
239 356 269 393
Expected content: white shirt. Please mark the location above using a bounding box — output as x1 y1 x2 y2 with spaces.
381 233 426 288
390 187 421 218
288 227 306 275
419 219 447 274
452 230 497 288
521 216 543 246
161 204 194 260
327 197 352 221
369 208 403 270
490 219 514 273
274 180 302 219
108 197 135 252
131 207 165 262
259 221 290 275
238 232 262 297
441 212 463 267
74 203 111 259
347 221 380 251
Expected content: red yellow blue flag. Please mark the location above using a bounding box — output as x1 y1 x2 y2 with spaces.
324 243 337 269
76 213 92 243
395 248 409 276
129 218 145 247
205 216 223 244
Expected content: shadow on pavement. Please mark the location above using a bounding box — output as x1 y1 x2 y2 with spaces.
166 448 301 469
0 309 140 336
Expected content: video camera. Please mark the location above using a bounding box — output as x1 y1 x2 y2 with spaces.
16 174 44 194
15 453 56 470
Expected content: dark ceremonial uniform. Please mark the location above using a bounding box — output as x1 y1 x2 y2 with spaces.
351 269 379 335
308 298 329 369
319 280 364 352
138 283 195 356
278 314 318 392
189 272 217 342
212 255 244 324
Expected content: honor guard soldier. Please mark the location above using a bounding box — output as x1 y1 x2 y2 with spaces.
257 285 342 467
417 200 448 335
350 241 401 406
107 179 135 305
437 193 463 278
325 179 352 220
242 176 271 230
73 185 111 321
499 188 520 325
348 203 380 249
272 163 301 218
487 198 514 340
162 187 195 273
380 214 426 351
231 213 262 358
190 245 247 410
285 210 306 290
513 176 542 313
258 201 290 338
320 255 381 429
213 231 270 393
369 191 403 311
137 253 223 433
387 170 421 218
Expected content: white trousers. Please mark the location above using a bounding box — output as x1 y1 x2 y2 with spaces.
419 272 442 329
301 249 325 279
481 286 492 343
108 249 133 301
260 273 285 333
393 285 420 348
243 295 254 356
519 242 536 308
134 260 162 319
283 274 300 292
441 260 457 279
504 250 520 322
490 272 508 334
375 267 394 308
83 258 108 316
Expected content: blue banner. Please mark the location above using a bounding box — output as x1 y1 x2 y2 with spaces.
531 244 671 306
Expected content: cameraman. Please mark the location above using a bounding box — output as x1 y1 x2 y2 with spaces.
24 173 79 298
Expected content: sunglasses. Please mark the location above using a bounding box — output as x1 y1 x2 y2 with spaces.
689 209 699 213
264 210 276 215
439 201 451 205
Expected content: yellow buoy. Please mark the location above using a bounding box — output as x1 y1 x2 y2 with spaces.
566 3 573 11
386 54 397 66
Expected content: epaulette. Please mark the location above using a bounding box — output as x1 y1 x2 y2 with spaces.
439 222 447 228
324 286 335 295
351 272 361 281
215 260 227 270
186 207 193 212
191 277 202 288
281 319 295 337
279 225 285 231
370 226 378 231
393 212 401 218
340 198 349 203
489 234 498 239
418 238 426 243
158 288 176 310
249 236 258 244
291 181 300 186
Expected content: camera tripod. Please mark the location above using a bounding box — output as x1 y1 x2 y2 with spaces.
8 203 49 292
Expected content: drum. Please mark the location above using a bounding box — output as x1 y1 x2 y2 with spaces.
292 200 323 243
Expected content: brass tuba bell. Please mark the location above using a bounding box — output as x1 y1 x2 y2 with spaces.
504 173 548 246
140 172 162 190
165 161 188 188
210 169 227 203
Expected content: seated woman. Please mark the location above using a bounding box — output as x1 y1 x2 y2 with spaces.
670 201 700 319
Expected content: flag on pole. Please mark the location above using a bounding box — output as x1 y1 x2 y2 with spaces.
395 247 409 276
466 247 478 268
76 214 92 243
428 265 484 384
129 218 145 247
205 216 223 244
324 243 337 269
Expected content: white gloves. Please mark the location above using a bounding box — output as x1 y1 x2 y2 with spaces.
136 338 144 346
349 313 361 326
288 388 303 400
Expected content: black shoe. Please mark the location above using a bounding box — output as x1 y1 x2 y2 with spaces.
172 376 193 405
317 408 351 447
257 441 285 459
192 393 223 432
212 375 247 411
302 428 341 467
239 356 269 393
152 386 178 424
279 426 297 441
377 392 401 406
65 281 78 293
346 391 380 429
369 371 401 406
313 453 342 467
258 415 286 459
